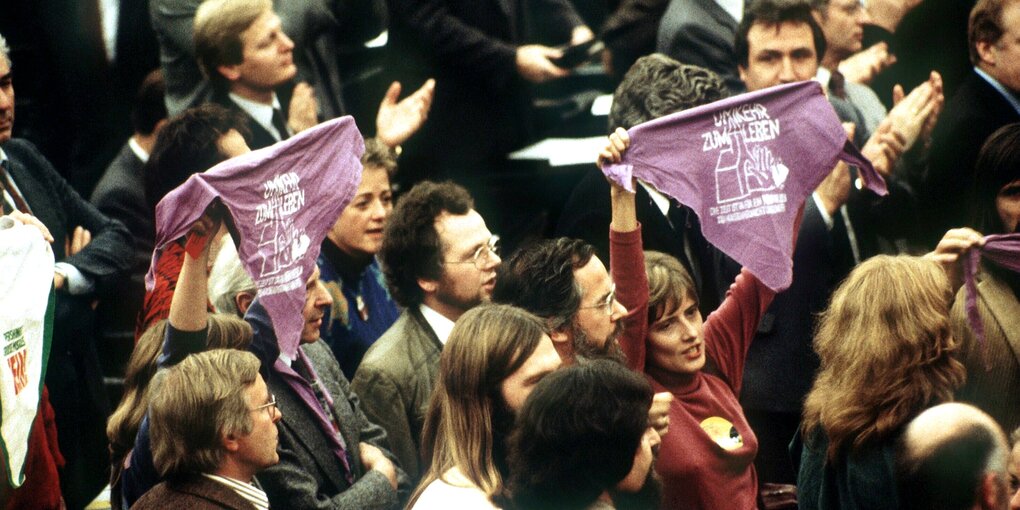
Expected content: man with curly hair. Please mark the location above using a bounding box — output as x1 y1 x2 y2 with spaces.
351 181 500 483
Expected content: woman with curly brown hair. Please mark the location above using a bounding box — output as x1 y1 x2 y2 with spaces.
795 255 967 510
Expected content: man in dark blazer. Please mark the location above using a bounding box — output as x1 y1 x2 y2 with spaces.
732 2 919 484
352 181 500 483
921 0 1020 247
0 34 134 508
90 69 167 373
557 54 740 316
656 0 745 93
385 0 593 189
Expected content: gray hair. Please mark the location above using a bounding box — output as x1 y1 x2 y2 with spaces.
209 235 256 317
0 33 10 68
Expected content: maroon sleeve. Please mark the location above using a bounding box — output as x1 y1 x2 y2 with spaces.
703 269 775 394
611 225 650 372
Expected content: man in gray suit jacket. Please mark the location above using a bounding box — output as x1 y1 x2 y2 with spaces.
657 0 745 93
352 181 501 483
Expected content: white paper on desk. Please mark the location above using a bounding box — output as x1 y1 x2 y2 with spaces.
591 94 613 116
508 137 605 167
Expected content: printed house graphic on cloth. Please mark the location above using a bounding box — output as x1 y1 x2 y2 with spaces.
707 104 789 205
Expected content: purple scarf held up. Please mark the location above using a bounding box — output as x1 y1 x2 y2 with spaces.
602 80 887 292
964 233 1020 370
147 116 365 360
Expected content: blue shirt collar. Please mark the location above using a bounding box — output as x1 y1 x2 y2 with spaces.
974 66 1020 115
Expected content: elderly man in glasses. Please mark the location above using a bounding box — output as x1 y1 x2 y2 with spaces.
133 349 282 510
351 181 501 484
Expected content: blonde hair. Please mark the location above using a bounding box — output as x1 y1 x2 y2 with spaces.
408 305 548 506
644 250 697 323
802 255 965 461
107 316 252 485
193 0 272 90
149 349 261 477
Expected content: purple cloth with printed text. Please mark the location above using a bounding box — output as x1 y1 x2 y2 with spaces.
964 234 1020 369
147 116 364 359
603 81 886 291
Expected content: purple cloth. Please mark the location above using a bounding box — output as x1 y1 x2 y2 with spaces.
603 81 887 291
147 116 365 359
964 233 1020 370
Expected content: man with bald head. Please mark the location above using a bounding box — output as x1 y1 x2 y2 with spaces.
896 403 1010 510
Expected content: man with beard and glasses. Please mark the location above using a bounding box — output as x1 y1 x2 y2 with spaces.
505 359 662 510
352 181 500 484
492 237 627 364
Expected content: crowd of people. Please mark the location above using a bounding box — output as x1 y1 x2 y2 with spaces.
1 0 1020 508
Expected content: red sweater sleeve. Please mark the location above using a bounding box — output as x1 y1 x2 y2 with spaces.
610 226 650 372
703 269 775 394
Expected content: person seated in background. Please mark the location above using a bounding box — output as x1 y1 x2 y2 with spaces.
90 69 168 354
136 104 251 338
352 181 500 483
505 359 661 510
896 403 1010 510
107 315 252 510
407 304 561 509
317 138 400 380
131 349 281 510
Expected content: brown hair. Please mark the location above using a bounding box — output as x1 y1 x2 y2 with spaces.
969 0 1019 64
802 255 966 461
107 316 253 485
149 349 261 477
409 304 549 506
644 250 698 325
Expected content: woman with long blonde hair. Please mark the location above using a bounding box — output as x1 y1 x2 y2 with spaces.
796 255 966 510
408 304 561 509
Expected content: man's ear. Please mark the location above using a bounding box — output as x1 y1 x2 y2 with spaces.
417 277 438 295
222 432 241 453
738 65 748 83
978 472 1005 510
235 291 255 316
548 327 574 362
217 64 242 83
976 40 997 67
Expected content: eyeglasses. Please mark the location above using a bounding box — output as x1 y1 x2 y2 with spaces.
444 235 500 270
578 283 617 315
250 394 278 418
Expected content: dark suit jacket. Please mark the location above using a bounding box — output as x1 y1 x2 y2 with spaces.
90 141 153 348
131 474 257 510
556 168 741 316
600 0 669 78
260 340 407 509
385 0 583 182
921 70 1020 246
211 93 283 152
350 308 442 483
656 0 743 94
741 180 916 413
3 137 133 507
151 0 384 119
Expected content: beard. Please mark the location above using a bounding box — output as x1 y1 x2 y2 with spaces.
571 320 626 364
611 467 663 510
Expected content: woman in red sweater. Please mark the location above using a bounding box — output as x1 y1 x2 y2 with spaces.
600 129 802 509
